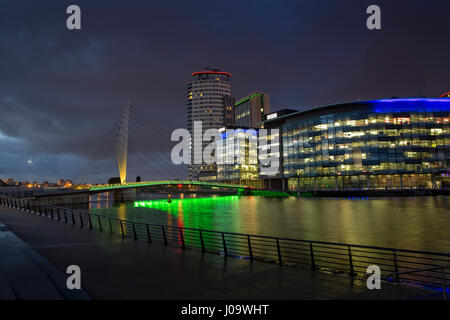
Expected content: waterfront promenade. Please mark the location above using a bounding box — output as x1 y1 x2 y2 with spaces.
0 206 441 300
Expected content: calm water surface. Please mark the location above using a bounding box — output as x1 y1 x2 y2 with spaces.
89 194 450 253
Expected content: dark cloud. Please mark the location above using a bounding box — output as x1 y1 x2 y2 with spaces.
0 0 449 182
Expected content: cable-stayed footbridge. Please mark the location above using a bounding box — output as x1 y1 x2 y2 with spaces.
34 102 260 204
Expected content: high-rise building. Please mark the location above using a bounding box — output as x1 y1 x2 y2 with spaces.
187 69 232 180
234 92 270 128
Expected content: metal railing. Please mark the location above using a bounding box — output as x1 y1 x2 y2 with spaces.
387 265 449 300
1 195 449 289
88 180 252 192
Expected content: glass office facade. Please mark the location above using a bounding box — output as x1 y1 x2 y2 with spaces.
266 99 450 190
216 129 262 188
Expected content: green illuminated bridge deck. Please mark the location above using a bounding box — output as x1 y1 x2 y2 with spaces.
88 180 254 192
87 181 289 197
34 181 289 198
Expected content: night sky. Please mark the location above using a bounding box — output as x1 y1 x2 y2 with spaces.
1 0 449 183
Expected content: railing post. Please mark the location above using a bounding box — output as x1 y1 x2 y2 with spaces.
387 276 392 300
200 230 205 253
222 233 227 255
89 215 93 229
179 228 185 250
50 207 54 219
247 235 253 261
146 224 152 243
120 220 125 237
71 211 76 225
348 245 354 284
276 238 283 265
309 241 316 270
79 213 84 227
109 218 113 234
57 208 61 221
63 208 68 222
132 222 137 240
442 268 447 301
97 216 102 231
393 250 400 283
162 226 167 245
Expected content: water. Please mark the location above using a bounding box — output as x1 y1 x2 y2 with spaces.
89 194 450 253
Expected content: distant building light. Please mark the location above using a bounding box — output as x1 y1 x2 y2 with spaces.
267 113 278 120
218 127 226 132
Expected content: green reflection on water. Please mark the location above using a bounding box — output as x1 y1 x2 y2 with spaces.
133 196 241 231
134 195 240 210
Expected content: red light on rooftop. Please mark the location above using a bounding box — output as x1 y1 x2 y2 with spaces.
192 71 232 77
439 92 450 98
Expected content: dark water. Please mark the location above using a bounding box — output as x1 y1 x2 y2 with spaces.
89 194 450 253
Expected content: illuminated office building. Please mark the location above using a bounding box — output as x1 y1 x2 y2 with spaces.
234 92 270 128
216 127 262 188
262 99 450 191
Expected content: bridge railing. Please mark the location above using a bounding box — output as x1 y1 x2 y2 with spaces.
88 180 252 191
1 194 449 292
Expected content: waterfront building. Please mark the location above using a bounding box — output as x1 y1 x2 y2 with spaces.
262 98 450 191
216 127 262 188
235 92 270 128
64 180 73 187
187 69 232 181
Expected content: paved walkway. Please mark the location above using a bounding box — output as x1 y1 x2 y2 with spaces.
0 220 90 300
0 207 441 300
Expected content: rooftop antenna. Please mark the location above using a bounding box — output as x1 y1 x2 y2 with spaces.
205 66 220 72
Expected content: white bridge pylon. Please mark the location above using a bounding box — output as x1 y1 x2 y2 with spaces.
115 102 131 185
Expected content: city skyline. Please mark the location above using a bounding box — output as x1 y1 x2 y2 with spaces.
1 1 450 182
0 1 449 305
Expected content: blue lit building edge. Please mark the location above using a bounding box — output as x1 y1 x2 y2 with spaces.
370 98 450 113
